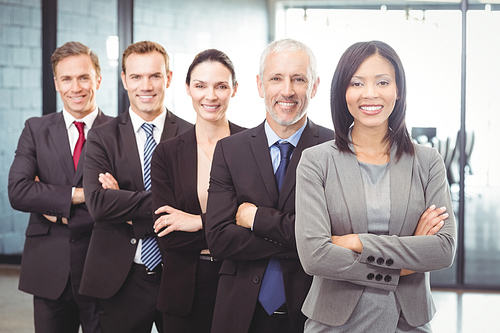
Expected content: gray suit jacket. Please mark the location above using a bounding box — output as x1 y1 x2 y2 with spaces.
295 141 456 328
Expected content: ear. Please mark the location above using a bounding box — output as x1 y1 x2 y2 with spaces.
185 82 191 97
165 71 173 88
53 77 60 92
120 71 128 90
256 74 264 98
310 77 320 99
231 82 239 97
95 76 102 90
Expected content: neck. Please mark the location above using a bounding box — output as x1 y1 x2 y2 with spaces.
351 123 391 164
131 108 163 123
195 116 231 145
266 114 306 139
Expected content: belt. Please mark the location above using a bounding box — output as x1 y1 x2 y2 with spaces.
273 304 287 315
132 263 162 275
199 254 221 262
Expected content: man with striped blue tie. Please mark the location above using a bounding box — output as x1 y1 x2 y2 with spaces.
80 41 192 333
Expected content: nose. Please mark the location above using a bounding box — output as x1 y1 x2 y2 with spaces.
282 78 295 97
362 84 377 98
206 87 216 100
70 79 82 92
141 78 153 91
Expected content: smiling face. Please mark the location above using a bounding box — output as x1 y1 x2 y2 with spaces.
346 54 398 132
121 51 172 121
257 50 319 133
54 54 101 119
186 61 237 124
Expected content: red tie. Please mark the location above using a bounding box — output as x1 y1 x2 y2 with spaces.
73 121 86 170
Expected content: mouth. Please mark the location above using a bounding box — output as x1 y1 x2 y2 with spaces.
202 104 220 111
275 100 298 109
70 96 85 101
138 95 155 102
360 105 383 115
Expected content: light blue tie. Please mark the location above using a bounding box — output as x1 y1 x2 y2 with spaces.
258 142 294 315
140 123 162 271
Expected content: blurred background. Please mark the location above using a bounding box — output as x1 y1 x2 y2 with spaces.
1 0 499 331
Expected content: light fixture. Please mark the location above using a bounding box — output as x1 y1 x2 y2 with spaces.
106 36 119 68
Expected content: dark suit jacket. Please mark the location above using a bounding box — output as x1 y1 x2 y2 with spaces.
79 109 192 299
205 119 334 333
151 122 245 316
8 110 111 300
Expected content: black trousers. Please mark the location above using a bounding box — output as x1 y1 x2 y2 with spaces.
248 302 293 333
162 258 222 333
98 264 163 333
34 276 100 333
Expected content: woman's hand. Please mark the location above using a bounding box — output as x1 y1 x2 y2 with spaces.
153 205 202 237
414 204 448 236
331 234 363 253
401 205 448 276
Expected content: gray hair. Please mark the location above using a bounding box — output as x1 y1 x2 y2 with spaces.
259 38 317 81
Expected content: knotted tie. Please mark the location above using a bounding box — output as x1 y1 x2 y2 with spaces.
73 121 86 170
140 123 162 271
258 141 295 315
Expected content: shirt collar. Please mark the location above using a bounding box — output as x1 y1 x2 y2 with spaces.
129 106 166 134
62 107 99 129
264 118 308 148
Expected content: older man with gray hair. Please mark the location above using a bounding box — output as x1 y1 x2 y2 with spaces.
205 38 334 333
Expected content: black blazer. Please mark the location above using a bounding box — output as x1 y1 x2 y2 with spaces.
8 110 111 300
205 120 334 333
79 109 192 299
151 122 245 316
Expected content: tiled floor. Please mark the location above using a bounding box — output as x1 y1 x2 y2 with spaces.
1 264 499 333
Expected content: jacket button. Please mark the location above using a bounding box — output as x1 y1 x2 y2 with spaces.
377 258 385 265
131 238 137 245
367 256 375 263
386 259 394 266
375 274 383 281
367 273 374 280
253 276 260 284
69 238 75 243
384 275 392 283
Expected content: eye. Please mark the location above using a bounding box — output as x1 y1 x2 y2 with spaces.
294 77 306 82
350 81 363 87
195 84 204 89
270 77 280 81
131 75 139 80
217 85 228 90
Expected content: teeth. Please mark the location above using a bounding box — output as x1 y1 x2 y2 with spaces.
277 102 296 106
361 106 382 111
139 95 153 99
71 97 83 100
203 105 218 110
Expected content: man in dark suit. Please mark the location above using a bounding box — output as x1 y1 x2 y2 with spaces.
80 41 192 333
205 38 334 333
8 41 111 333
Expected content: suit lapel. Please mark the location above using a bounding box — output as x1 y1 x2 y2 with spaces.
119 112 145 190
160 109 180 142
278 120 318 208
333 145 369 234
177 128 202 214
388 147 413 236
49 113 74 182
249 124 279 206
74 110 108 185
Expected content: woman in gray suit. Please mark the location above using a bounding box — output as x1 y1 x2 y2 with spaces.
295 41 456 332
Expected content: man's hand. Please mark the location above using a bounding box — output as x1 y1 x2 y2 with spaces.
153 205 202 237
71 188 85 205
99 172 119 190
235 202 257 229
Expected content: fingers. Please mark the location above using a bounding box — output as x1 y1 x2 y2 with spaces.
99 172 119 190
43 214 57 223
415 205 449 236
155 205 173 215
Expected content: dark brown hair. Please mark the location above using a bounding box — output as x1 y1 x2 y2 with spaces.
51 41 101 77
186 49 237 88
330 40 414 160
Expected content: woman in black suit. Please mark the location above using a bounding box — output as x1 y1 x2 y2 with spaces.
151 49 245 333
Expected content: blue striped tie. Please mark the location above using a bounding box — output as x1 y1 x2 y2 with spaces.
140 123 162 271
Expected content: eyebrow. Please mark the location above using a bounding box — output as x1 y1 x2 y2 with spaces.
351 74 392 79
